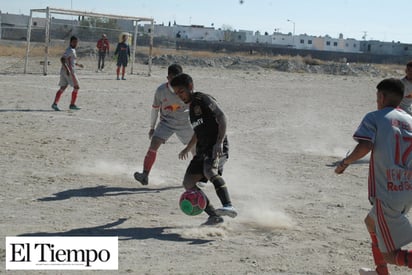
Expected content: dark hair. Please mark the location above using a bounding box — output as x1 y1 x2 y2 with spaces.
168 64 183 77
407 61 412 68
376 78 404 105
170 73 193 88
70 35 78 42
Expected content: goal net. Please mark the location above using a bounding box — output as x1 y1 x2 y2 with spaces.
15 7 154 76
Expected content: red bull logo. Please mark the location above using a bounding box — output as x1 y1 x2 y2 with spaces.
164 104 181 112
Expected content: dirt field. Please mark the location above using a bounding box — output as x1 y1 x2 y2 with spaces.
0 55 411 275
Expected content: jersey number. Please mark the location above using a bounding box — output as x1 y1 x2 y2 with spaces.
395 133 412 166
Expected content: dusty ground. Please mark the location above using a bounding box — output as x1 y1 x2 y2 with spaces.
0 55 411 275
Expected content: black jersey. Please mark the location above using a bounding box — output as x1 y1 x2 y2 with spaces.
190 92 229 157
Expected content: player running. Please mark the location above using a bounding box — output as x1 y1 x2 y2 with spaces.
134 64 194 185
51 35 83 111
335 78 412 275
171 73 237 226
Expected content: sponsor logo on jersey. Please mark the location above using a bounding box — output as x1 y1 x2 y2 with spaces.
164 104 181 112
192 118 203 128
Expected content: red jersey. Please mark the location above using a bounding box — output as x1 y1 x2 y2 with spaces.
97 38 110 53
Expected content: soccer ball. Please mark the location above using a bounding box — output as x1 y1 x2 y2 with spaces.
179 189 207 216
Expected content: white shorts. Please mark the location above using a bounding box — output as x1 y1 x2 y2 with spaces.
59 71 79 88
369 199 412 253
153 121 193 145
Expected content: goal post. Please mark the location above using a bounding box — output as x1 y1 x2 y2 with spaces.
24 7 154 76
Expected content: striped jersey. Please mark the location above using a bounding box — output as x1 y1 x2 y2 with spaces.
152 83 191 128
354 106 412 203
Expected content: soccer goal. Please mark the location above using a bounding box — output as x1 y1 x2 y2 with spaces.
24 7 154 76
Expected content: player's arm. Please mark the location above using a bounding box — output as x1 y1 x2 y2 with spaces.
149 106 160 139
114 44 119 56
61 56 71 75
335 139 372 174
208 97 227 159
179 134 197 160
75 62 84 68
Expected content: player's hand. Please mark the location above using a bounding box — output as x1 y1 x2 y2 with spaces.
179 147 190 160
212 143 223 159
148 129 154 139
334 159 349 174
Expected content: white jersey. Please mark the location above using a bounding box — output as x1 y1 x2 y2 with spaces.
152 82 191 129
60 46 77 73
398 77 412 115
354 106 412 205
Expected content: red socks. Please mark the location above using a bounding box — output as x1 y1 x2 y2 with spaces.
396 250 412 268
53 89 64 104
143 149 157 174
369 232 389 275
70 89 78 105
54 89 78 105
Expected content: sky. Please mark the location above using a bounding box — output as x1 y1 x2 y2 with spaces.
1 0 412 43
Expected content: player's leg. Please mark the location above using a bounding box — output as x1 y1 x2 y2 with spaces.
69 74 80 110
121 63 127 80
134 123 172 185
359 213 389 275
203 157 237 218
97 53 102 71
380 202 412 269
52 73 68 111
101 53 105 70
183 159 223 225
116 61 121 80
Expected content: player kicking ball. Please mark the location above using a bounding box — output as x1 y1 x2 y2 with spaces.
335 78 412 275
171 73 237 226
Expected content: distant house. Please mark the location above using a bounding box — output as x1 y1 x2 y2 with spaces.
360 40 412 56
1 11 411 57
144 23 224 41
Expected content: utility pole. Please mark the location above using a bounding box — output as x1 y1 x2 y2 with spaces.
287 19 295 46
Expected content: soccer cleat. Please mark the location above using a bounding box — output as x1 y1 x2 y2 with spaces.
69 104 81 110
201 215 224 226
116 76 120 80
134 171 148 185
215 205 238 218
358 268 378 275
121 77 126 80
51 103 61 111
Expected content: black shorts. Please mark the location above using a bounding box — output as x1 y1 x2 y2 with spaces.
186 155 227 182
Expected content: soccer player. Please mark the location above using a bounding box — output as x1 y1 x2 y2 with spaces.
51 35 83 111
335 78 412 275
96 33 110 72
134 64 194 185
171 73 237 226
114 34 130 80
398 60 412 115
